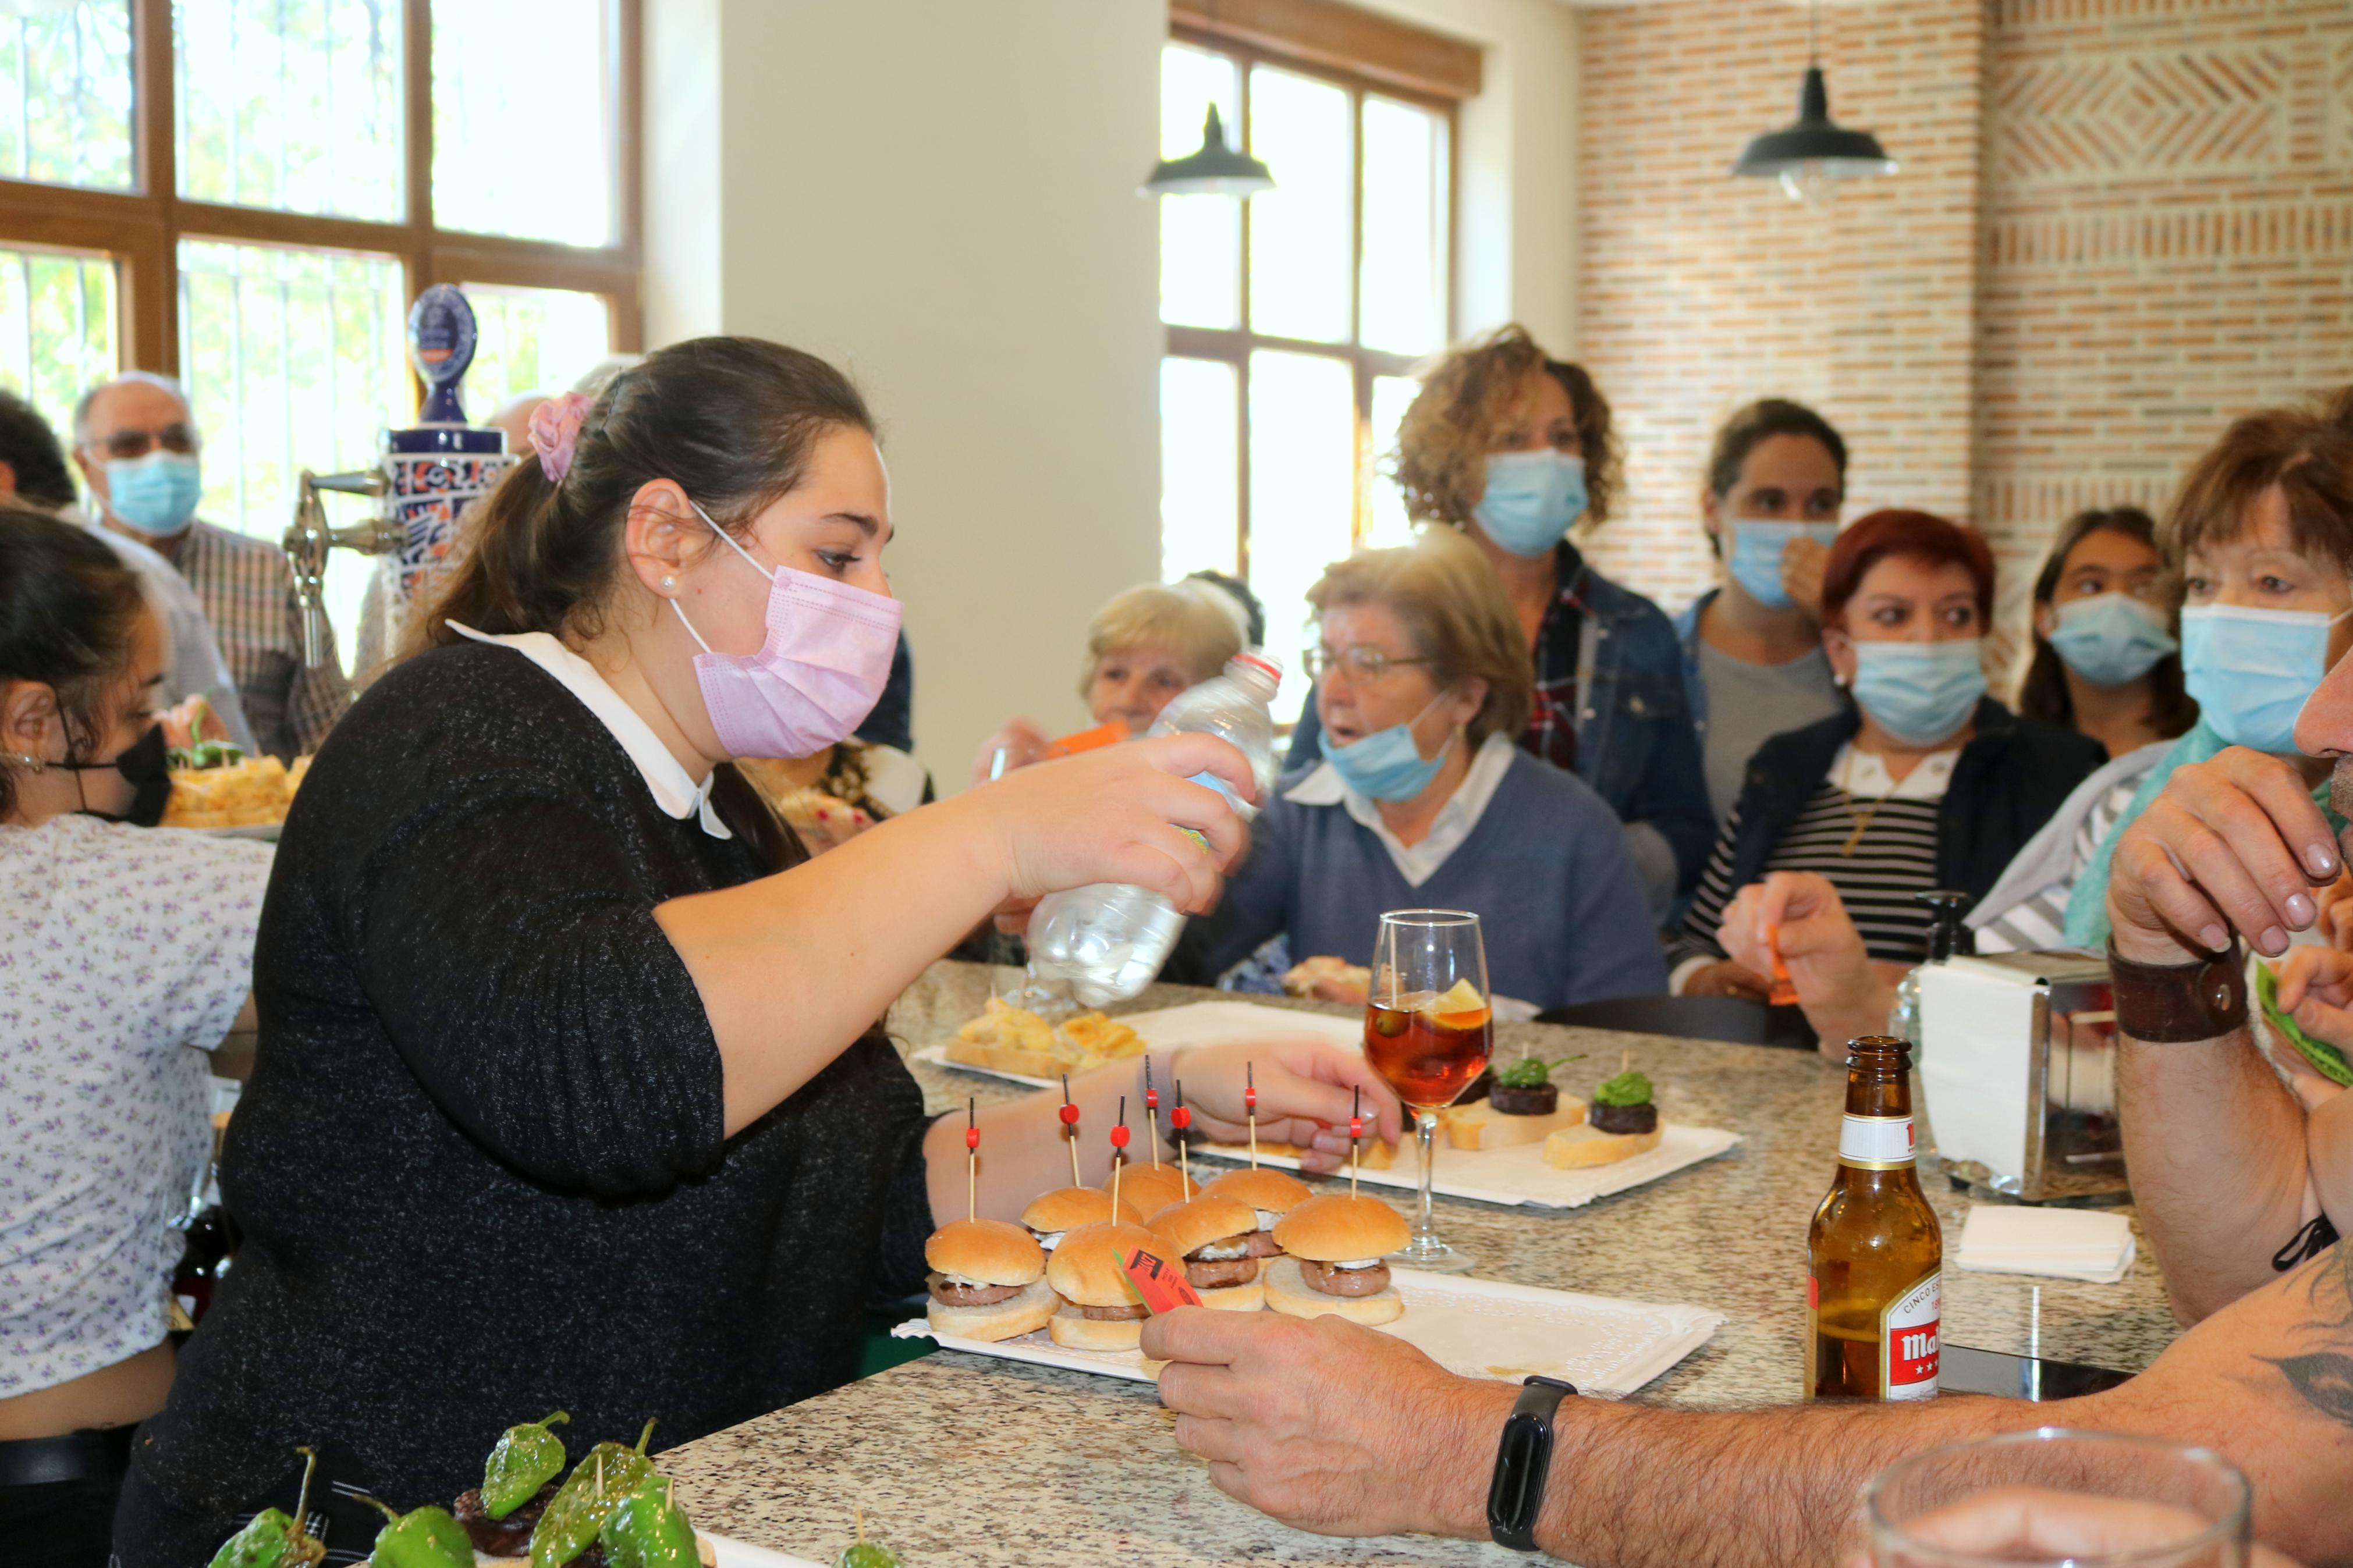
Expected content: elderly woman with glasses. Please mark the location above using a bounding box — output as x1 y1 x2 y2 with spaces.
1166 528 1665 1012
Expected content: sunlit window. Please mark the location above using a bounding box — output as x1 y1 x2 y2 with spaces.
0 247 118 420
1158 40 1453 720
432 0 616 247
0 1 132 191
176 0 406 221
463 283 615 411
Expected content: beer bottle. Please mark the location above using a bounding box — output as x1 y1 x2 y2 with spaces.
1807 1034 1941 1400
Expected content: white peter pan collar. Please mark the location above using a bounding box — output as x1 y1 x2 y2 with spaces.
447 621 732 840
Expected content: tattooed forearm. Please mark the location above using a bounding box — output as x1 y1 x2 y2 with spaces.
2269 1241 2353 1430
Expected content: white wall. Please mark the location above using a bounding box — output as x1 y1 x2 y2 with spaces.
645 0 1166 788
641 0 1580 788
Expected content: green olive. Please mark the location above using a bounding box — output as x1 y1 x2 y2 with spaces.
837 1544 902 1568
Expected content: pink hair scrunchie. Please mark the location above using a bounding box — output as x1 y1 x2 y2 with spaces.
527 392 594 482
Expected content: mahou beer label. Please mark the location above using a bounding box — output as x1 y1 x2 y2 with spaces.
1838 1112 1917 1170
1879 1271 1940 1400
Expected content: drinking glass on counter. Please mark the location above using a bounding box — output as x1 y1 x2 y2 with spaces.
1861 1430 2252 1568
1365 908 1494 1273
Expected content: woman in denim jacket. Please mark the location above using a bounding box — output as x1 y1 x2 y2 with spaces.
1286 325 1710 917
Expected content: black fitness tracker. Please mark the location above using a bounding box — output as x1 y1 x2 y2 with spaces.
1486 1374 1578 1551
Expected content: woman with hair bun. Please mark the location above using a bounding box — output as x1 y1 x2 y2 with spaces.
115 337 1399 1565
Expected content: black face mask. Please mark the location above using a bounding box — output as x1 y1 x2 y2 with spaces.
63 723 172 827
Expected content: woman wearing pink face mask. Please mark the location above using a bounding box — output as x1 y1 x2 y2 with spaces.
114 338 1403 1566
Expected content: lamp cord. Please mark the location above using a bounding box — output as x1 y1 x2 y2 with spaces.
1808 0 1820 66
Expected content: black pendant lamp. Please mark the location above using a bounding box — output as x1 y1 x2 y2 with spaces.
1142 102 1275 198
1733 1 1896 203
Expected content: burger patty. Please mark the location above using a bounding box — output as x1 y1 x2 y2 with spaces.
1303 1261 1391 1297
1185 1254 1261 1290
1074 1302 1150 1321
1589 1101 1658 1136
927 1271 1025 1307
454 1482 559 1558
1241 1229 1284 1258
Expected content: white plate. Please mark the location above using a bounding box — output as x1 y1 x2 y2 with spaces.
197 822 281 841
891 1270 1723 1398
919 1001 1740 1208
708 1534 826 1568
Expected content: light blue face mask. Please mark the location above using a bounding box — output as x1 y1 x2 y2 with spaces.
1849 639 1986 746
1726 519 1839 610
1472 450 1586 559
2047 593 2176 687
103 450 202 536
2180 603 2347 755
1325 695 1454 802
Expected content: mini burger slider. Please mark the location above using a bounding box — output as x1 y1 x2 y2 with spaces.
1264 1193 1411 1325
1020 1186 1141 1253
1200 1166 1311 1261
1108 1158 1197 1218
1045 1221 1182 1350
924 1218 1056 1342
1146 1192 1266 1311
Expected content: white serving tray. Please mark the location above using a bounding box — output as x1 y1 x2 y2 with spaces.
707 1535 826 1568
891 1269 1723 1398
918 1000 1741 1208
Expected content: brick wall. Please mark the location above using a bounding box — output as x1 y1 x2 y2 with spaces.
1573 0 2353 646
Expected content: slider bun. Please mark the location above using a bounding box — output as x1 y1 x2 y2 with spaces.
1542 1122 1663 1169
1262 1256 1402 1325
1194 1278 1265 1312
1045 1221 1179 1308
1047 1304 1147 1351
927 1277 1059 1342
1021 1186 1142 1233
1110 1161 1197 1215
1145 1193 1259 1257
924 1219 1044 1286
1202 1165 1311 1214
1271 1193 1410 1263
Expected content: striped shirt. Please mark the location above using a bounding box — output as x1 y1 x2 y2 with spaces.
166 521 352 761
1971 776 2139 954
1674 744 1955 975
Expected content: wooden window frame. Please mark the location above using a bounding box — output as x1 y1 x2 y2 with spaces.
0 0 642 381
1162 16 1463 581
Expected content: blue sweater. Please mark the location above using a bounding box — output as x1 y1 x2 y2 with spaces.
1168 751 1669 1010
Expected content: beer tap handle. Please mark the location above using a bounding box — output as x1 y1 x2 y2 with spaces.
282 469 395 668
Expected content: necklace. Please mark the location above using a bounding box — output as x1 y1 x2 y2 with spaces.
1837 749 1887 857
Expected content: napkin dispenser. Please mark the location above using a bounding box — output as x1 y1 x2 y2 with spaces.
1918 950 2125 1203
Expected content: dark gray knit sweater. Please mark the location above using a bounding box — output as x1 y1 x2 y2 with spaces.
119 643 932 1561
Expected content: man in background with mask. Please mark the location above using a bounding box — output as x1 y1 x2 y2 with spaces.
1674 399 1851 825
74 372 349 761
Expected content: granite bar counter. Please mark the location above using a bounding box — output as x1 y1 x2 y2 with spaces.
662 961 2179 1566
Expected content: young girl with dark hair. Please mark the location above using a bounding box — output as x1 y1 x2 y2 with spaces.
0 511 272 1565
2014 506 2197 759
115 337 1399 1566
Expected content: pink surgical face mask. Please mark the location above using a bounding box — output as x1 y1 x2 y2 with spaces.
671 497 903 759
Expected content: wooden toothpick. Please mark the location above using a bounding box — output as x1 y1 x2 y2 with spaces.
1110 1096 1130 1216
1059 1073 1081 1188
1144 1057 1162 1168
1349 1085 1363 1200
1172 1079 1192 1192
964 1098 979 1224
1245 1061 1259 1169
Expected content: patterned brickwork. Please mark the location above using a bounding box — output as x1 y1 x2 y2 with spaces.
1574 0 2353 657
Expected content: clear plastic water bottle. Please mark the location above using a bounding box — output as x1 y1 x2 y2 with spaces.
1026 652 1283 1006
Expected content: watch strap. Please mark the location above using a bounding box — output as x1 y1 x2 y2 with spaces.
1487 1375 1577 1551
2106 938 2246 1043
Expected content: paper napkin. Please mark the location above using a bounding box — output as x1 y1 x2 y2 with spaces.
1954 1204 2136 1284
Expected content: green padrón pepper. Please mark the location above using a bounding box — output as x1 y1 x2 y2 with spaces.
358 1497 474 1568
483 1410 570 1518
205 1509 315 1568
837 1545 902 1568
602 1477 700 1568
531 1420 658 1568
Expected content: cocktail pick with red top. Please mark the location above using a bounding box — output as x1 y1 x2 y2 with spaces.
1110 1096 1130 1215
966 1098 979 1224
1059 1073 1081 1189
1172 1079 1193 1192
1144 1058 1162 1168
1349 1085 1364 1199
1245 1061 1259 1169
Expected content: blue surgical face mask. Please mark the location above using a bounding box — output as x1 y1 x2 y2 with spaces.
1848 639 1987 746
103 450 202 536
1726 519 1839 610
2181 603 2348 755
1324 695 1454 802
1472 450 1586 558
2047 593 2176 687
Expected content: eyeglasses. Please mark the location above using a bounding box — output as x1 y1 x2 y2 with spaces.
1304 644 1432 683
94 424 197 461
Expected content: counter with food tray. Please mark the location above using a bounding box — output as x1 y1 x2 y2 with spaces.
653 961 2185 1567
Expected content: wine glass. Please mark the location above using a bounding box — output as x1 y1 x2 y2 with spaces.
1365 909 1493 1273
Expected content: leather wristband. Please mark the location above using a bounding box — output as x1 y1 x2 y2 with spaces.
2106 938 2246 1042
1487 1375 1577 1551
